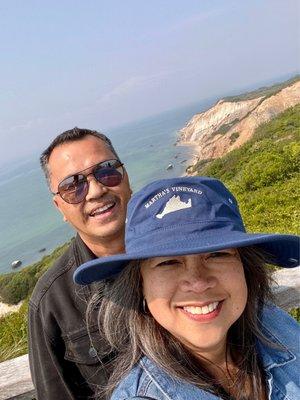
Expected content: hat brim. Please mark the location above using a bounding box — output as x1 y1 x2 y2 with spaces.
74 231 299 285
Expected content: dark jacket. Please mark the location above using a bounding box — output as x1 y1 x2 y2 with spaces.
28 235 109 400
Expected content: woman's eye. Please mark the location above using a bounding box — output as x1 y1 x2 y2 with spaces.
156 259 179 267
209 251 233 258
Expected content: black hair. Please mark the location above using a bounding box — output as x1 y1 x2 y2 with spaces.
40 127 119 186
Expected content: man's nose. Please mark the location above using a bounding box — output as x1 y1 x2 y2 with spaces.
180 259 217 293
85 175 108 201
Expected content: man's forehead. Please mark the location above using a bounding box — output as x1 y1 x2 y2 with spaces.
48 136 115 182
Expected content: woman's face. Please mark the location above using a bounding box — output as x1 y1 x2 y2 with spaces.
140 249 248 362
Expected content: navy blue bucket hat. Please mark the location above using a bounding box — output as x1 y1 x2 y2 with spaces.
74 176 299 285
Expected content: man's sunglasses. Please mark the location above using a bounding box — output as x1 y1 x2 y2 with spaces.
53 159 124 204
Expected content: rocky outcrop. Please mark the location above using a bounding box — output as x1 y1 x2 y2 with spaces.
178 80 300 160
0 300 22 317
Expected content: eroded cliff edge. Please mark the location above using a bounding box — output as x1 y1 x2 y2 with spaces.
178 78 300 161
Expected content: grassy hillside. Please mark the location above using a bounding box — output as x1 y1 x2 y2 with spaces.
0 242 69 362
0 242 69 305
0 300 29 361
192 105 300 234
223 75 299 103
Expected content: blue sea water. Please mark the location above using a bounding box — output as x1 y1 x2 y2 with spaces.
0 100 214 274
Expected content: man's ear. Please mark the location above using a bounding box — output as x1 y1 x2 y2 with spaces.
124 169 133 196
53 197 68 222
53 196 59 210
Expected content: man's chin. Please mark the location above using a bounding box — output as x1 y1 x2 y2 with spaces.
89 221 125 241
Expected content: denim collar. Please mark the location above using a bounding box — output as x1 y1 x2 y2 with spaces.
140 357 221 400
257 315 296 371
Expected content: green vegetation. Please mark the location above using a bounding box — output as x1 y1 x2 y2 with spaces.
186 158 211 174
0 242 69 304
212 119 240 136
223 75 299 103
229 132 240 144
212 118 239 136
0 300 29 362
290 308 300 323
0 243 70 362
192 105 300 234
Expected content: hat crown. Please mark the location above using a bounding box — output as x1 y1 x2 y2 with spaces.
125 177 244 253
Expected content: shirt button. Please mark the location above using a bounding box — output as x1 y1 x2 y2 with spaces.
89 346 98 358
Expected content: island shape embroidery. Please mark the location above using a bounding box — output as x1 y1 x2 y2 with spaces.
156 195 192 219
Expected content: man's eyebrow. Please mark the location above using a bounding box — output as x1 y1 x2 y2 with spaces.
59 161 103 182
60 171 80 181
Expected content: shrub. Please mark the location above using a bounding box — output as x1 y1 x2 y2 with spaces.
195 106 300 235
0 242 69 304
289 308 300 323
0 299 29 362
230 131 240 144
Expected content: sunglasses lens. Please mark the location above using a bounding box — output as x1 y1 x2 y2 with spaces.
57 160 124 203
58 175 88 204
94 167 123 187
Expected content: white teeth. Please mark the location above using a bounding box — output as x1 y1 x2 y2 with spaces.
91 203 114 215
183 301 219 315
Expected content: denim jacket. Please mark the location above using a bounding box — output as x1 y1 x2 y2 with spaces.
111 304 300 400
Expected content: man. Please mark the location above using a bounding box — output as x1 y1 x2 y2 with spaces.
28 127 131 399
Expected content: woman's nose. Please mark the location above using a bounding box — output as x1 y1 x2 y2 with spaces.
180 259 217 293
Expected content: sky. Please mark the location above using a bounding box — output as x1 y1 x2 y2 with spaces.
0 0 299 166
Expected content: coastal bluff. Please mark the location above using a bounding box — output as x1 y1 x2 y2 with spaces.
178 78 300 160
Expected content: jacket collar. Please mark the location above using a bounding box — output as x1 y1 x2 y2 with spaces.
257 307 296 370
140 357 221 400
72 234 98 299
73 234 96 266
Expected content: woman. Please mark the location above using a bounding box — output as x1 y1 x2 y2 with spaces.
74 176 299 400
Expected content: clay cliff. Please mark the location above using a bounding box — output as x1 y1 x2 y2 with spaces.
178 79 300 160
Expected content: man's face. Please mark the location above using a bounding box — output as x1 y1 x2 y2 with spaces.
48 135 131 248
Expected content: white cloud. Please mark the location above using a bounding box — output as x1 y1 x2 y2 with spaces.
95 71 171 106
169 9 223 33
98 76 147 104
2 117 44 133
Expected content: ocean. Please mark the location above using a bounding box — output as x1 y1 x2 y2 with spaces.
0 99 214 274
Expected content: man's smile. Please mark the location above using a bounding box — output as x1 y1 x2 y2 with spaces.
89 201 117 217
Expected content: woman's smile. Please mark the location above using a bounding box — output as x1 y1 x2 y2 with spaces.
178 300 224 321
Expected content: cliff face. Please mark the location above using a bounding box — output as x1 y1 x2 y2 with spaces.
178 80 300 160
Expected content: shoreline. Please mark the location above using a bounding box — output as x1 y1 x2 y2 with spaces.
177 141 199 176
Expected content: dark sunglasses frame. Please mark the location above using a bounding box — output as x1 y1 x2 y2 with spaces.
53 159 124 204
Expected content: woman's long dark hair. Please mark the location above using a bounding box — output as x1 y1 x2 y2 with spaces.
87 246 275 399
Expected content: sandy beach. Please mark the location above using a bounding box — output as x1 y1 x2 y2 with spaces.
177 141 199 177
